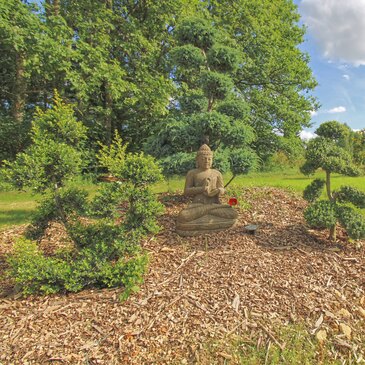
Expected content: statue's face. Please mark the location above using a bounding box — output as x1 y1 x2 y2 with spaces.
197 154 213 170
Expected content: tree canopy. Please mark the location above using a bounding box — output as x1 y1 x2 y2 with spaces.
0 0 317 170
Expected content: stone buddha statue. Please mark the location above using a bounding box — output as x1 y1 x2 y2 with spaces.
176 144 238 236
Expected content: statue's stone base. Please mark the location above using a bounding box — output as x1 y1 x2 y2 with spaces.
176 212 237 236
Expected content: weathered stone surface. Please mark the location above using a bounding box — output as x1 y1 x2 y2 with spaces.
176 144 238 236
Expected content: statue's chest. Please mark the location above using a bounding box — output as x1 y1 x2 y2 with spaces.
194 171 217 186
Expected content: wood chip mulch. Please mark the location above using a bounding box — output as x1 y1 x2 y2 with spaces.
0 187 364 364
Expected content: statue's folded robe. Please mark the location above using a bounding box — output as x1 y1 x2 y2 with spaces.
176 203 237 236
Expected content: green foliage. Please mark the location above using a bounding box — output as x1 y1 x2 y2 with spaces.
200 71 234 100
0 115 31 162
89 182 125 219
178 92 208 113
229 148 259 176
337 186 365 209
170 45 205 69
315 121 351 141
123 153 163 188
336 206 365 240
8 236 148 298
302 121 365 241
300 138 359 177
7 239 71 295
207 44 240 72
96 133 164 233
175 17 216 50
216 99 249 120
149 16 258 180
304 200 337 229
124 187 165 234
158 152 196 177
303 179 325 203
6 116 162 299
100 133 163 187
27 187 88 239
352 129 365 166
3 94 87 193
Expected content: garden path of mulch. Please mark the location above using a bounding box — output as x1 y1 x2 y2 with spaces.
0 187 364 364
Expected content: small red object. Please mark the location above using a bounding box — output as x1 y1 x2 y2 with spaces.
228 197 238 206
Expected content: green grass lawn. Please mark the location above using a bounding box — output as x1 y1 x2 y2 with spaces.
1 170 364 230
154 170 365 194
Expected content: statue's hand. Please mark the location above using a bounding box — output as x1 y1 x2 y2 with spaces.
202 178 211 195
205 188 219 197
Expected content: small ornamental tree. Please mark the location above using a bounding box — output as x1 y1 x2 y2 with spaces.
4 97 164 299
93 133 164 235
145 17 258 184
3 92 88 239
301 121 365 241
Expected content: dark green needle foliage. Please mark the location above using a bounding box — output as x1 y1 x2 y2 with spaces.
301 121 365 241
146 17 258 183
4 97 163 299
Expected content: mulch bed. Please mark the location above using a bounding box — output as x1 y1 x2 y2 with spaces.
0 187 364 364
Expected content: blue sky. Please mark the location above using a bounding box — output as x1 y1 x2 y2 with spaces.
295 0 365 138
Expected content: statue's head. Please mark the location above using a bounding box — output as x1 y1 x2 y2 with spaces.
196 144 213 170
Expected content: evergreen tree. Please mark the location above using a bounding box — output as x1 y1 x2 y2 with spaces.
145 17 258 182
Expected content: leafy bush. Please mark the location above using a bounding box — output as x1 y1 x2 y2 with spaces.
304 201 337 229
26 187 88 239
6 104 163 299
8 236 148 299
301 121 365 241
303 179 325 203
336 186 365 208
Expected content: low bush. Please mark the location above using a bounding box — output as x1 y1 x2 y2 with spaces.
5 98 163 299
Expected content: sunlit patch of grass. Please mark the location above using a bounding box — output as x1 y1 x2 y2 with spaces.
198 324 343 365
1 170 364 229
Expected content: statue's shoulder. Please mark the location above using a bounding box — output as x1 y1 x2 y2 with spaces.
211 169 223 176
186 168 199 175
186 168 199 178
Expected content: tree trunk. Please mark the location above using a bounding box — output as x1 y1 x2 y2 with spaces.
104 81 113 145
53 0 60 16
325 170 337 241
325 170 332 200
103 0 113 145
45 0 51 18
329 224 336 241
11 52 26 124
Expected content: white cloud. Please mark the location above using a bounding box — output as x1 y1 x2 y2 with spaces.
300 130 316 141
328 106 346 113
310 110 318 117
300 0 365 66
342 74 350 80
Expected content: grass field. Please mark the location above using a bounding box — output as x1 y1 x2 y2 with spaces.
1 169 364 229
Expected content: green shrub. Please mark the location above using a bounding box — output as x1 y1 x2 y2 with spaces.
7 239 71 295
8 237 148 299
6 116 162 299
337 186 365 208
304 200 337 229
303 179 325 203
301 121 365 241
336 206 365 240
